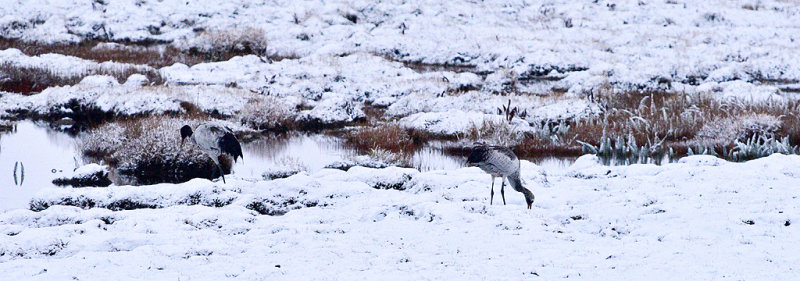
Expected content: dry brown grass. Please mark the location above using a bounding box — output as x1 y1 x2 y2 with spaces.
0 38 204 68
514 136 583 158
0 63 78 94
345 122 419 153
0 62 163 94
0 31 296 93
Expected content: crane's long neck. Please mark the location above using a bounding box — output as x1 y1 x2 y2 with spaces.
507 171 534 205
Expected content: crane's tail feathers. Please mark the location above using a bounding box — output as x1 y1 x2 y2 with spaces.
218 132 243 162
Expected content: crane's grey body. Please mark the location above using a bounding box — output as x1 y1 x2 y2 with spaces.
180 123 243 183
189 124 228 157
467 144 534 209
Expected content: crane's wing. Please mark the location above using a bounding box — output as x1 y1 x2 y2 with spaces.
490 146 518 162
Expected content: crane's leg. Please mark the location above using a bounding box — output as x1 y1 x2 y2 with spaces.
217 164 226 184
490 176 495 205
500 177 506 205
210 155 226 184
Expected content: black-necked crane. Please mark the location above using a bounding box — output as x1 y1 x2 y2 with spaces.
467 144 534 209
179 123 243 183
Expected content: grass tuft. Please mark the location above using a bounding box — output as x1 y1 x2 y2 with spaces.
187 28 269 62
344 122 418 154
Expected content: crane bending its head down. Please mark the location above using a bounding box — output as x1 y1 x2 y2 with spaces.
179 123 243 183
467 144 534 209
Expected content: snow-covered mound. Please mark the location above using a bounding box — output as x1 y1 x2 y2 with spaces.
2 155 799 279
297 94 365 126
51 164 111 188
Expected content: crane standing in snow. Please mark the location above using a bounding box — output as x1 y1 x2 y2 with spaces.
467 144 534 209
179 123 243 184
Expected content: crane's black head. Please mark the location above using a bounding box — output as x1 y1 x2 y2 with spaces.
180 125 193 141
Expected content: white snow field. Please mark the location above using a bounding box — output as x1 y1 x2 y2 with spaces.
1 155 799 279
2 0 800 133
2 0 800 279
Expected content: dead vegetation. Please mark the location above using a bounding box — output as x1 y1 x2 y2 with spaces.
0 38 203 68
433 92 800 162
238 97 297 132
0 119 13 132
0 62 162 94
575 91 800 161
344 122 418 153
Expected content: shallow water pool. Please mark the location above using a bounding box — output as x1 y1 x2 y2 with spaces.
0 121 81 210
0 121 472 210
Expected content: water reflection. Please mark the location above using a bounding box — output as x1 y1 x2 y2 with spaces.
233 134 468 180
0 121 582 211
410 143 466 171
0 121 81 210
233 134 358 179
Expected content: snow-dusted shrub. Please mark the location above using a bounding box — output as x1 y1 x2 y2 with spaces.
462 119 522 147
186 28 268 61
80 116 249 184
238 97 296 131
0 119 13 131
696 114 781 145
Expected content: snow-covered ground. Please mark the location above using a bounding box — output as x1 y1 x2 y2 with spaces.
4 0 800 134
2 1 800 278
1 154 799 279
5 0 800 90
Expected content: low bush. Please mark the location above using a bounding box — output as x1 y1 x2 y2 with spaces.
81 116 242 184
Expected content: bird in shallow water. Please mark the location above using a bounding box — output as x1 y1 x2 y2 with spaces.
467 144 534 209
179 123 243 183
